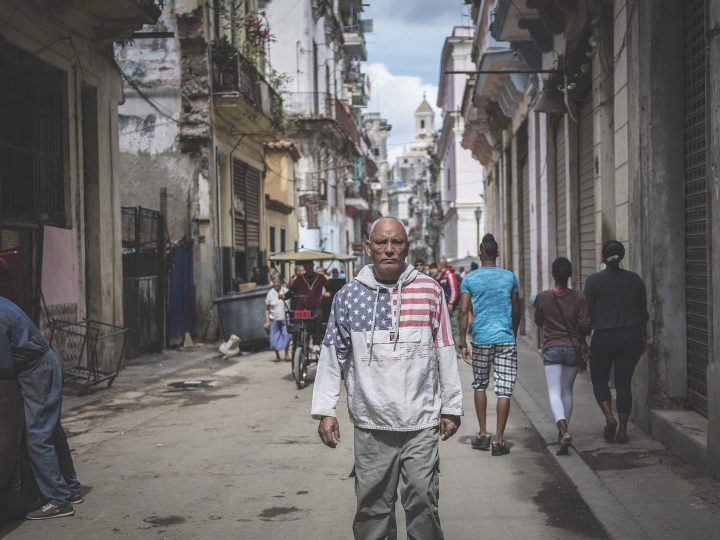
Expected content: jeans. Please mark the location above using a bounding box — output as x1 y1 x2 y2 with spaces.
18 351 79 506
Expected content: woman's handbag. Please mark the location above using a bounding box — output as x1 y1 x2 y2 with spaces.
552 293 590 370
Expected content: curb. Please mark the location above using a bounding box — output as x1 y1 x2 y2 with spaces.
513 379 650 540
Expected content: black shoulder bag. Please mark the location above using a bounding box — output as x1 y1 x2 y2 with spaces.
552 293 589 370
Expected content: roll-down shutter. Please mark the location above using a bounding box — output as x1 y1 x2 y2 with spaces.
577 95 595 289
554 119 567 258
683 0 710 417
520 139 530 336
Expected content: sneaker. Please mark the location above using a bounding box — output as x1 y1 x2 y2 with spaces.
471 434 491 451
603 418 618 442
26 503 74 520
70 493 84 504
491 441 510 456
556 432 572 456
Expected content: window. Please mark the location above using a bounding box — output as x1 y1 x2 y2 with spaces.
0 40 68 225
269 225 276 253
420 119 425 129
280 227 287 253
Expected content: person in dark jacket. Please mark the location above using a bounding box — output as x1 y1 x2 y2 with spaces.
0 297 82 520
584 241 649 444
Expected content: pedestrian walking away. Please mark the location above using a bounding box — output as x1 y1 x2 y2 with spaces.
438 257 461 346
533 257 591 455
311 217 463 540
264 276 292 361
0 296 83 520
458 233 520 456
584 240 649 444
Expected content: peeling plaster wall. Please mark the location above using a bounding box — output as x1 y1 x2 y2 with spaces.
118 0 218 338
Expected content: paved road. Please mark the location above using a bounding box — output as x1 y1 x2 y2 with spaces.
1 349 605 539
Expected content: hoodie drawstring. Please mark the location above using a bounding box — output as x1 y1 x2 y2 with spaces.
368 286 380 363
393 280 403 351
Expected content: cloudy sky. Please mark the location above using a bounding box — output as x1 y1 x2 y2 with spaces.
362 1 473 162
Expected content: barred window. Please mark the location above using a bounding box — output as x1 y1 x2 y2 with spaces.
0 40 68 225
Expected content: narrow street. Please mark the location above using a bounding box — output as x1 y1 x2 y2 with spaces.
2 348 603 539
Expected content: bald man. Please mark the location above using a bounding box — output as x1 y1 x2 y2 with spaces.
312 217 463 540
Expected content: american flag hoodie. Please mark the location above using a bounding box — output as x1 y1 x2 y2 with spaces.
311 263 463 431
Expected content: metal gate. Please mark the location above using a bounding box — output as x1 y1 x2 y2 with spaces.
122 206 166 357
577 93 595 289
554 118 567 258
683 0 710 417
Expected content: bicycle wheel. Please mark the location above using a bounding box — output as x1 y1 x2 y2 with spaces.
293 344 307 389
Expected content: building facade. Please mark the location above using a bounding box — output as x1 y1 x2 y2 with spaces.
462 0 720 479
0 0 160 368
265 0 374 256
118 0 283 341
390 98 440 262
436 26 485 260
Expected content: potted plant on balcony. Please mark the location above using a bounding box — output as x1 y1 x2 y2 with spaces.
212 36 238 91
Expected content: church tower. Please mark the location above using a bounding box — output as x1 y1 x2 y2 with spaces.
414 93 435 140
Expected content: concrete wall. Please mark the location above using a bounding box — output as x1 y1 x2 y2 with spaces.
1 2 126 336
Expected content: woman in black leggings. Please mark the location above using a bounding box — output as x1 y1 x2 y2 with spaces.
583 241 648 443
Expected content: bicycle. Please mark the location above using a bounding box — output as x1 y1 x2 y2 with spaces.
288 308 325 389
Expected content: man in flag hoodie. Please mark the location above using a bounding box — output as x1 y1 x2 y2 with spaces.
311 217 463 540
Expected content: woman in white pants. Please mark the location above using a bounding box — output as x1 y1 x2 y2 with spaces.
533 258 590 455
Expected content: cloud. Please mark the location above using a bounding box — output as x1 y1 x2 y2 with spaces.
365 0 467 24
363 1 472 86
366 63 439 165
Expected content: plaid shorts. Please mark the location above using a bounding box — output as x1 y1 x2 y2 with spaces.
471 342 518 397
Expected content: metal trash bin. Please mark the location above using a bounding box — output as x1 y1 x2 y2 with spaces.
214 285 272 344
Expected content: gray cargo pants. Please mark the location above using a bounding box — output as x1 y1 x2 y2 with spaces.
352 426 442 540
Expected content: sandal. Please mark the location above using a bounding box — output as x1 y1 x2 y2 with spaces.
556 432 572 456
603 418 617 442
615 432 629 444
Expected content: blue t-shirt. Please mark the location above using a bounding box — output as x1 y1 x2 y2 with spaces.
460 267 519 345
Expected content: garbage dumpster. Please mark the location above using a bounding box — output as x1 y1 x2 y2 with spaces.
214 285 272 344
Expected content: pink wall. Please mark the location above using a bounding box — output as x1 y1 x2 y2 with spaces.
42 226 79 306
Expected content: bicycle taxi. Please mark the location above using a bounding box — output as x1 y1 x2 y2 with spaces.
268 249 354 389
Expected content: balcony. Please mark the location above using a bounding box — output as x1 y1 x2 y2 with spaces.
283 92 362 151
85 0 161 41
212 50 283 133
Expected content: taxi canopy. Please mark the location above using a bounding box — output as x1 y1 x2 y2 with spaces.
268 249 356 263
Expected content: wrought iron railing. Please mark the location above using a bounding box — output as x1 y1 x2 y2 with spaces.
213 53 261 109
283 92 361 147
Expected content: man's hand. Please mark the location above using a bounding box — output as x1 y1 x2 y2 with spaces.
318 416 341 448
439 414 460 441
459 343 471 365
263 320 270 330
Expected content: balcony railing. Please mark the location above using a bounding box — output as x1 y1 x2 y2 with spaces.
213 53 262 109
283 92 361 149
212 52 284 129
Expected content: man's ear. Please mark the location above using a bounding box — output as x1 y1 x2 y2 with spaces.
364 240 372 258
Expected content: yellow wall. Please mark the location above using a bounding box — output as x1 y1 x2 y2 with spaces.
264 150 298 256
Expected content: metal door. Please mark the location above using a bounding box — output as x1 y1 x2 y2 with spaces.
683 0 710 417
577 94 595 289
121 206 165 357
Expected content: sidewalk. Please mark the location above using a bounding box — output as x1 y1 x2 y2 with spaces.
513 342 720 539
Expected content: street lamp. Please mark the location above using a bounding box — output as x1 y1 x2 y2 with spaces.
474 206 483 255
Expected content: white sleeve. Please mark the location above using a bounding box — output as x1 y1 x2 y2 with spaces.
436 345 464 416
311 344 343 419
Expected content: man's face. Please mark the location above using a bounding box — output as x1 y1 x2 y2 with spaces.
302 261 315 275
428 267 439 278
366 219 410 278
